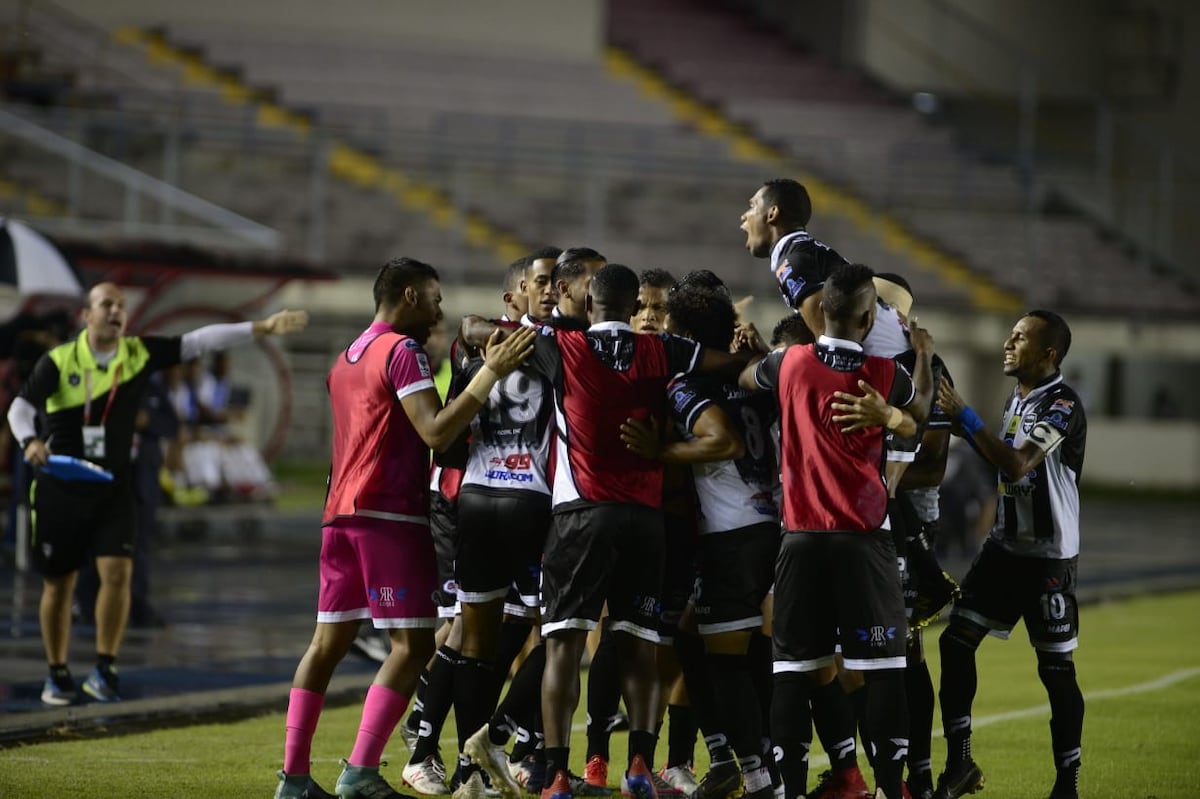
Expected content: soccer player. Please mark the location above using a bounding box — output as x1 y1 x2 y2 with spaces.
931 311 1086 799
622 285 781 799
841 273 960 799
740 178 909 359
446 267 561 799
522 264 755 799
742 180 935 798
274 258 535 799
521 247 564 326
747 263 932 799
631 269 676 334
550 247 606 321
504 257 532 323
9 282 307 707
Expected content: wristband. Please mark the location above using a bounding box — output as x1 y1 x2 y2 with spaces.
20 436 37 451
463 365 499 404
885 406 904 431
957 405 985 436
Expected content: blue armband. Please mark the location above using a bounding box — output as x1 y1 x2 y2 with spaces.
957 405 985 436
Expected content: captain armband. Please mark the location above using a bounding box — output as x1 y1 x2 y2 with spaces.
956 405 985 436
463 365 500 404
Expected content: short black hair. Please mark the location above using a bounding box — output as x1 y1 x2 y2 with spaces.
639 268 677 290
528 245 563 262
822 263 875 322
1026 309 1072 366
771 313 814 347
760 178 812 229
677 269 729 297
589 263 639 309
374 257 438 311
667 287 736 350
504 257 528 292
552 246 605 286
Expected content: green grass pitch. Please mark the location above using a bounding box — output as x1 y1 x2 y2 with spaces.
1 590 1197 798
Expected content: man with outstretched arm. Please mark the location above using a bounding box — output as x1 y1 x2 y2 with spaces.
9 281 307 707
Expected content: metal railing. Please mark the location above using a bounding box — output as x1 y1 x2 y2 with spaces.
0 107 281 250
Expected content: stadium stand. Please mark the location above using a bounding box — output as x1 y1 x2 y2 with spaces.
607 0 1200 317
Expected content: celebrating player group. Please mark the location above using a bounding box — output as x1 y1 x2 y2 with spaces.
278 179 1088 799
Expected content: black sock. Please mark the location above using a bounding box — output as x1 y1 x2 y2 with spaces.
412 645 461 762
748 633 774 733
586 621 621 761
810 678 858 771
850 685 873 770
627 729 657 771
666 704 697 768
544 746 570 785
454 655 501 750
905 656 935 783
771 672 813 799
405 667 431 734
496 642 546 757
938 626 981 767
673 630 722 742
1038 655 1083 798
864 669 908 799
707 653 763 766
96 653 116 674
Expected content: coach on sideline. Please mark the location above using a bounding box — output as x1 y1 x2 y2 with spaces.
8 281 308 705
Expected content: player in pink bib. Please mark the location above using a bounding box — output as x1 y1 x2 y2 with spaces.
276 258 535 799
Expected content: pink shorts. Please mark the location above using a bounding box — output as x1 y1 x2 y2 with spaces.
316 516 438 628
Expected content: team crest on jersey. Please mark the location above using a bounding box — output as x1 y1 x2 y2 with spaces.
415 352 431 378
1044 410 1069 432
672 389 696 412
68 373 81 386
1021 412 1038 433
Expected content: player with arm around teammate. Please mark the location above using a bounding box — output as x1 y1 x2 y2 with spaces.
275 258 534 799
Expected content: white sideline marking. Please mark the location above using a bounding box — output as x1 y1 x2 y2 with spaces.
4 669 1196 768
805 666 1200 769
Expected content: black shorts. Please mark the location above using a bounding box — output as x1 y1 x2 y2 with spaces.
429 491 460 617
456 487 551 611
657 511 698 642
30 474 136 578
694 522 779 636
951 539 1080 653
773 529 907 672
541 503 664 643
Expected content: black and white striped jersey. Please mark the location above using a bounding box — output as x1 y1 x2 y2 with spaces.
989 373 1087 559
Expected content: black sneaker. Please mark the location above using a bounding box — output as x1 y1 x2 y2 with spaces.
691 761 742 799
931 760 984 799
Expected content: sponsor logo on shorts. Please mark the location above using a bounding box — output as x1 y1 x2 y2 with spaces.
857 625 898 647
368 585 408 607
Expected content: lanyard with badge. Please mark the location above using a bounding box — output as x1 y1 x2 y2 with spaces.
82 363 122 460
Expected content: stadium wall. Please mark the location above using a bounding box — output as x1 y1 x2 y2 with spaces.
53 0 604 60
